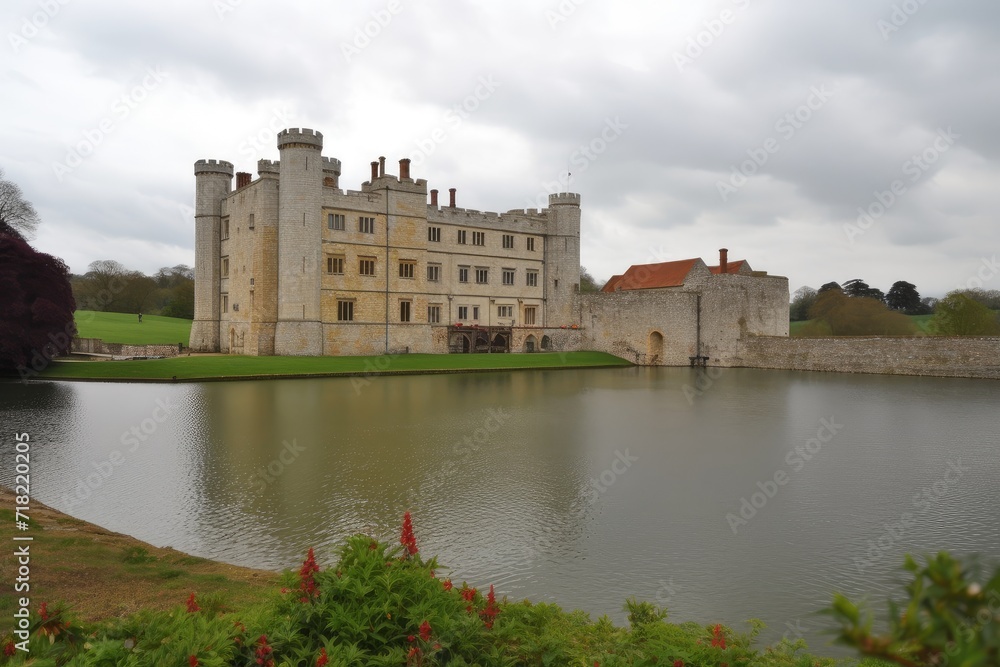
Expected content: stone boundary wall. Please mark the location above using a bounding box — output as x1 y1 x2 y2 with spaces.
737 336 1000 379
72 337 181 358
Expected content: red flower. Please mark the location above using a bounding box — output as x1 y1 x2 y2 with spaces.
316 647 329 667
3 642 16 657
400 512 418 556
480 584 499 629
189 656 199 667
38 602 49 621
673 661 684 667
299 547 321 602
460 586 477 602
419 620 432 642
255 635 274 667
408 635 415 642
442 579 453 591
186 593 200 613
711 624 727 650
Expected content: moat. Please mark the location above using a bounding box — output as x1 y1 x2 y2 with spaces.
2 367 998 653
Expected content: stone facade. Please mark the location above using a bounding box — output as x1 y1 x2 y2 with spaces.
72 338 181 358
192 128 583 357
191 127 789 362
737 335 1000 379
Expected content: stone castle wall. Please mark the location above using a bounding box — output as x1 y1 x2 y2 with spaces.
72 338 181 358
736 335 1000 379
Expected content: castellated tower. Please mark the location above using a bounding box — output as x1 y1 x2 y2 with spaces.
274 128 324 356
190 159 233 351
544 192 582 327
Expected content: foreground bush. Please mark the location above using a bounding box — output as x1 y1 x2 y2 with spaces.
2 514 994 666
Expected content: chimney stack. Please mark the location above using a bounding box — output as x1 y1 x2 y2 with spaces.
449 188 456 208
378 156 386 177
370 161 379 183
430 189 438 206
719 248 729 274
399 158 411 180
236 172 251 189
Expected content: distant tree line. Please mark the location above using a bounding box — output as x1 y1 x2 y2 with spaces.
791 279 1000 336
71 261 194 319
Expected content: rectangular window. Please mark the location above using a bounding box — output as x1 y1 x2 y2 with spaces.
250 277 255 287
527 237 535 251
458 265 469 283
337 300 354 321
428 305 441 323
457 229 467 244
222 218 230 240
328 213 345 230
527 270 538 287
475 267 489 284
428 226 441 242
458 306 468 320
427 264 441 282
399 261 415 279
327 256 344 274
524 306 536 325
359 257 376 276
222 294 228 313
359 216 375 234
502 269 515 286
399 301 411 322
249 213 255 230
498 305 513 318
502 234 514 249
472 306 480 321
327 257 332 274
472 231 485 246
222 257 229 277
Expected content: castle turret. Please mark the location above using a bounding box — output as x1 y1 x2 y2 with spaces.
544 192 581 327
190 159 233 351
273 128 324 356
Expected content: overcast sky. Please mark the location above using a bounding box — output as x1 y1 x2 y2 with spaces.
4 0 999 297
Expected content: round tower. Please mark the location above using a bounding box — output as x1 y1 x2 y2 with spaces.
544 192 582 327
190 159 233 352
274 128 324 356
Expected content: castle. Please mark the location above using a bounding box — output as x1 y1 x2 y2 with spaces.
191 128 789 364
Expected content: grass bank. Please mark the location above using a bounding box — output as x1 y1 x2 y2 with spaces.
0 488 277 624
40 351 631 381
74 310 192 345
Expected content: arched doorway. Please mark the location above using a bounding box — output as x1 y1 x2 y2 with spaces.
524 334 537 352
541 335 551 350
648 331 664 364
461 334 471 353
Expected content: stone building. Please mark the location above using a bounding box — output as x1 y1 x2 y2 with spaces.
191 128 580 357
190 127 789 363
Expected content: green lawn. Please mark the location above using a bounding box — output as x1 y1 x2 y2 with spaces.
42 351 630 381
74 310 192 345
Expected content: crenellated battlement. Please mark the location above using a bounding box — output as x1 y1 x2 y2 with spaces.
322 156 342 174
257 159 280 175
548 192 581 207
277 127 323 150
427 204 548 231
194 159 234 176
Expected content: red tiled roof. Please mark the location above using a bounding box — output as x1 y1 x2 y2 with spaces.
601 258 700 291
708 260 746 274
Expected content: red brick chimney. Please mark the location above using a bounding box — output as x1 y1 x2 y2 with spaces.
399 158 411 180
719 248 729 274
449 188 456 208
236 172 251 189
430 189 438 206
370 161 379 182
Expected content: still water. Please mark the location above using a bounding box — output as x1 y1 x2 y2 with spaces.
1 367 998 654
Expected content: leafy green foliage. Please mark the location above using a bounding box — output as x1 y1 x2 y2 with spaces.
802 289 916 336
929 293 1000 336
826 552 1000 666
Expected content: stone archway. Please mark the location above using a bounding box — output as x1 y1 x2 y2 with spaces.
541 335 551 350
648 331 664 364
524 334 537 352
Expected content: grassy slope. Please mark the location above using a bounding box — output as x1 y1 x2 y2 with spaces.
74 310 192 345
0 489 277 623
42 351 630 380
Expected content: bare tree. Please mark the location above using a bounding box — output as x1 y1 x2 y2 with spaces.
0 168 41 241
